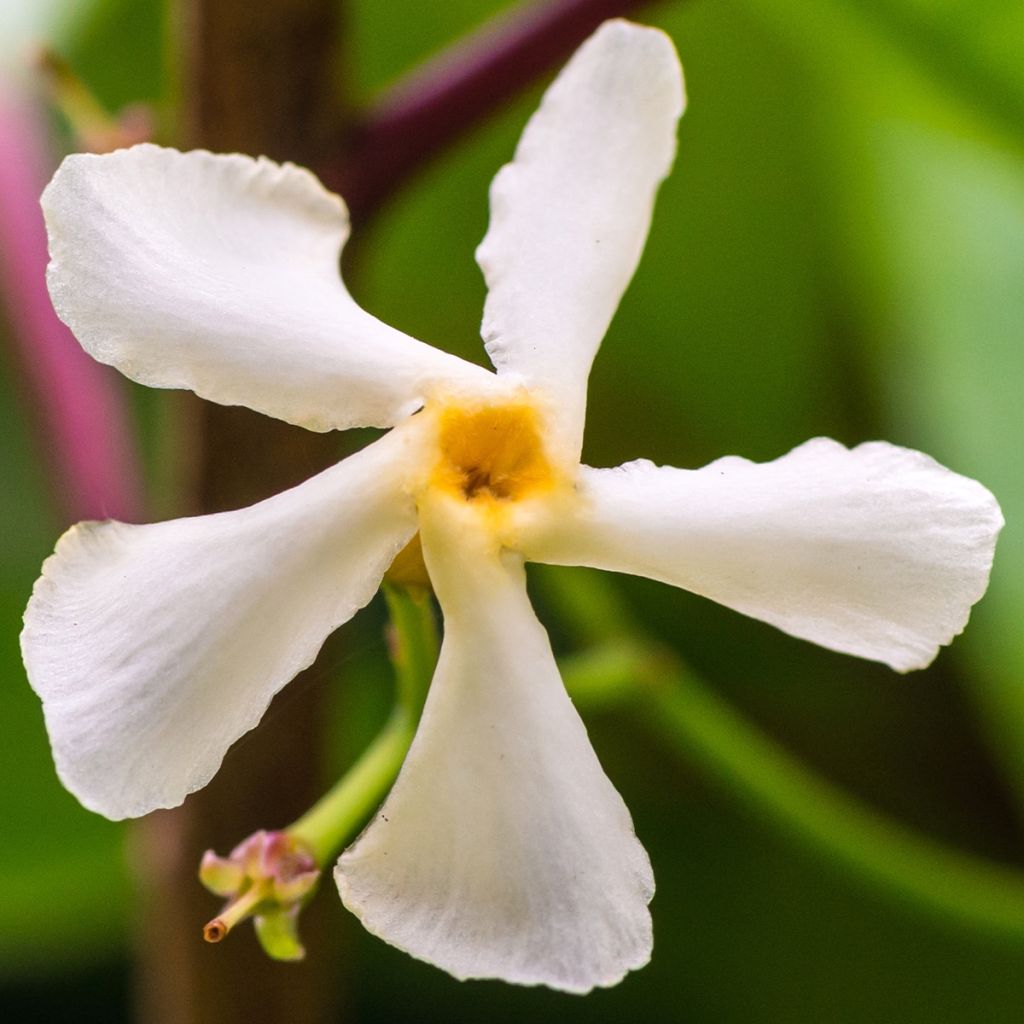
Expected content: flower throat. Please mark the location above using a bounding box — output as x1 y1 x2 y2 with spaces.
432 402 554 503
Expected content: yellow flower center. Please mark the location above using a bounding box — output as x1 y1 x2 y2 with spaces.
430 401 555 504
386 399 560 591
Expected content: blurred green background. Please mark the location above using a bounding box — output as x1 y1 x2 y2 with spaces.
2 0 1023 1020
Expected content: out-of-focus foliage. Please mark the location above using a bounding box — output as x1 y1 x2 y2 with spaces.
868 129 1024 789
66 0 162 109
0 0 84 65
2 0 1024 1019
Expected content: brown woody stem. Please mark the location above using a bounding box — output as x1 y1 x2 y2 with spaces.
135 3 349 1023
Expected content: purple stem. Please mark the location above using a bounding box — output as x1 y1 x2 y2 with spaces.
0 86 143 523
323 0 661 219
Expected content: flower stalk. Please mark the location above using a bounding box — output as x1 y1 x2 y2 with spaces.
290 584 437 865
288 711 417 868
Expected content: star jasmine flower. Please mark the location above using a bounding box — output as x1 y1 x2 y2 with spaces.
21 20 1001 994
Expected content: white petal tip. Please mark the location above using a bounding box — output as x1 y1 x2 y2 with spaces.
335 860 652 993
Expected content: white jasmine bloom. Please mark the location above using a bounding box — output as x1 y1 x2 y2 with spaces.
22 20 1001 994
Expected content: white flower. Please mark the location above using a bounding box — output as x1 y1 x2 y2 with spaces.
21 20 1002 994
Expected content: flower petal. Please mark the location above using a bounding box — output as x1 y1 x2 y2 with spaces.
43 144 489 431
476 20 685 458
522 439 1003 672
336 500 653 993
21 429 422 820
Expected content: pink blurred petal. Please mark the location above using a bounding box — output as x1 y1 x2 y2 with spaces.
0 84 143 521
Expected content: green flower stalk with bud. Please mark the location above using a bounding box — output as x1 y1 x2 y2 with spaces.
200 584 437 960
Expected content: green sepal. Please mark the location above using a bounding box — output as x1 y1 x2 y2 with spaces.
198 852 246 897
254 908 305 962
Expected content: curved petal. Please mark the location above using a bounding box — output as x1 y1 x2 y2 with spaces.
476 20 685 459
43 144 489 431
336 499 653 993
21 429 423 820
522 439 1003 672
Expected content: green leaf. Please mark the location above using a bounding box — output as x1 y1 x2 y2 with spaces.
855 121 1024 801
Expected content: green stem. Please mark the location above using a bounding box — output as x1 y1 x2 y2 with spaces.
543 567 1024 940
383 583 439 721
289 710 416 867
290 584 439 867
640 663 1024 939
